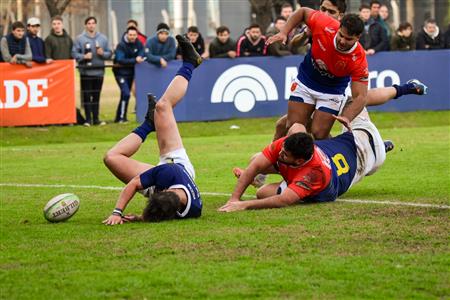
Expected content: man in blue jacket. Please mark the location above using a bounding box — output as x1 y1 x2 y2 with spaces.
145 23 176 68
26 17 47 64
113 26 145 123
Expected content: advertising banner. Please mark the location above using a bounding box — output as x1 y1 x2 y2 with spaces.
0 60 76 126
134 50 449 122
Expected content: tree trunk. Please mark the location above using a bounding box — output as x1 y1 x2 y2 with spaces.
249 0 273 34
44 0 71 17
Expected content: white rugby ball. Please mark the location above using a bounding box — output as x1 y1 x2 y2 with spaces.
43 193 80 222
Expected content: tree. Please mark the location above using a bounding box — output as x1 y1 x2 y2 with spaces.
249 0 273 34
44 0 72 17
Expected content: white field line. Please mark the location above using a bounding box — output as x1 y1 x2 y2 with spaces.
1 182 449 209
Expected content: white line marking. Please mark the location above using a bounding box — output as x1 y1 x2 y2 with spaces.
1 183 449 209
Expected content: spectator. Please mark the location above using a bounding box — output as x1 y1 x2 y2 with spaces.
0 21 32 67
72 16 112 126
369 0 381 21
267 2 294 33
177 26 205 59
236 24 267 57
45 15 73 60
445 24 450 49
379 4 393 41
26 17 47 63
359 4 388 55
416 19 445 50
126 19 147 46
209 26 236 58
145 23 176 68
113 26 145 123
266 16 291 56
391 22 415 51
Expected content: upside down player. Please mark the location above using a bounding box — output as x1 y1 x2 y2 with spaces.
103 35 203 225
218 113 387 212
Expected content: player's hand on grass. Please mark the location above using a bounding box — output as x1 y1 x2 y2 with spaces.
102 214 124 225
267 32 288 45
334 115 352 132
218 201 247 212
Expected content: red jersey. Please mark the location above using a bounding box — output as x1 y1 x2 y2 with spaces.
262 137 332 199
297 11 369 94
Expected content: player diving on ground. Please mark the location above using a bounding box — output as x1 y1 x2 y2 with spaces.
103 35 203 225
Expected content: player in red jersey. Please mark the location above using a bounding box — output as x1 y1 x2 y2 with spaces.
268 8 368 139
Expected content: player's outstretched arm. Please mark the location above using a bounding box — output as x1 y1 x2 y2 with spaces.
267 7 314 45
225 154 272 204
103 176 143 225
339 81 368 130
219 188 300 212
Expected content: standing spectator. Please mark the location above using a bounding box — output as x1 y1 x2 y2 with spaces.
369 0 381 21
126 19 147 46
113 27 145 123
416 19 445 50
72 16 112 126
236 24 267 57
390 22 415 51
145 23 176 68
266 17 291 56
179 26 205 58
209 26 236 58
26 17 47 63
379 4 393 41
359 4 388 55
45 15 73 60
0 21 32 67
445 24 450 49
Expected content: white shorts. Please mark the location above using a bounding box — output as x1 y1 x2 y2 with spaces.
289 78 347 115
158 148 196 180
346 115 386 186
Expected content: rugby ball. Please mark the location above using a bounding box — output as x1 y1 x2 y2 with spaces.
43 193 80 222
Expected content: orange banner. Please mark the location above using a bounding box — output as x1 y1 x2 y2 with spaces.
0 60 76 126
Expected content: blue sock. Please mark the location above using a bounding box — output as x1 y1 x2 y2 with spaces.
132 121 154 142
176 62 195 81
393 83 414 99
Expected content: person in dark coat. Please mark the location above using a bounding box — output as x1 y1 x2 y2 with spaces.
26 17 47 63
390 22 415 51
416 18 445 50
113 27 145 123
359 4 388 55
209 26 236 58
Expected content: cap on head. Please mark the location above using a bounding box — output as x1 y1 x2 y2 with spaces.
157 23 170 34
27 17 40 26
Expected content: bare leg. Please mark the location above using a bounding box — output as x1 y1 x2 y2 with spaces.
366 87 397 106
104 134 153 184
286 101 315 131
154 75 188 156
310 110 336 139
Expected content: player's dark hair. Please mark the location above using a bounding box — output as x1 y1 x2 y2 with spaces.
84 16 97 25
12 21 25 30
370 0 381 8
359 3 371 11
283 132 314 160
142 191 180 222
398 22 412 32
320 0 347 14
341 14 364 36
248 23 261 30
216 26 230 35
187 26 199 33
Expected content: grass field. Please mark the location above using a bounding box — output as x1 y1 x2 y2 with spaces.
1 107 449 299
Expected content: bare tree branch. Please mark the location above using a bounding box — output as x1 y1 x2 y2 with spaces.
45 0 72 17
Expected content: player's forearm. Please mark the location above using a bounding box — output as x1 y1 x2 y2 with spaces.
341 94 367 121
115 180 140 211
281 8 309 36
244 195 292 210
231 169 257 200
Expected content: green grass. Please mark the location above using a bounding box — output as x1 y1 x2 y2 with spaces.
1 111 449 299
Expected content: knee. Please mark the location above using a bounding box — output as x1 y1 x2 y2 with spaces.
103 149 118 168
155 99 170 113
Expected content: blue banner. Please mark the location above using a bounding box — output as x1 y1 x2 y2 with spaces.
135 50 450 122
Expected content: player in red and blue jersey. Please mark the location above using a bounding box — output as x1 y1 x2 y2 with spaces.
218 115 387 212
268 8 369 139
103 35 203 225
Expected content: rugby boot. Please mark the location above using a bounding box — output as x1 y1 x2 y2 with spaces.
176 34 203 68
384 140 395 153
406 79 428 95
145 93 157 127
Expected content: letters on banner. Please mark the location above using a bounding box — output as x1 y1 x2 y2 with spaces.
0 60 76 126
